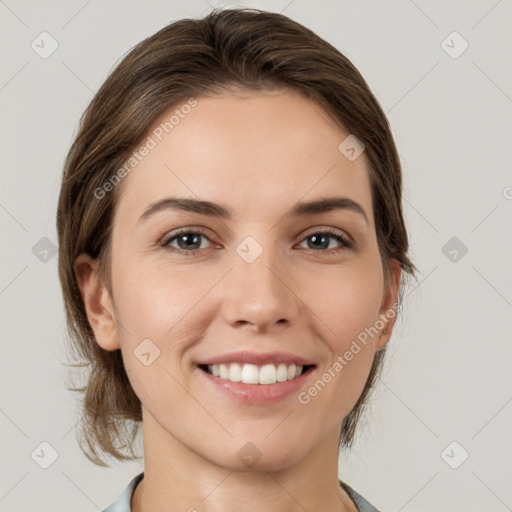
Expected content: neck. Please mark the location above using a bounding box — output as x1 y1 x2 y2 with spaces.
131 411 357 512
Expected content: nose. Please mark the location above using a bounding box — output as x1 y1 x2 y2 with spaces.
219 242 300 333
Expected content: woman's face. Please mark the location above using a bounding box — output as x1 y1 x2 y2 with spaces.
83 88 400 470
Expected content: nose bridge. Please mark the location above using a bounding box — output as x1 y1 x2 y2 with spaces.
221 234 297 329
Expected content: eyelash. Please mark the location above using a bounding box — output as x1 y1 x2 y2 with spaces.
160 227 354 256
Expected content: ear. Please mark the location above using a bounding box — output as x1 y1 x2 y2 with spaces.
375 259 402 351
74 253 120 351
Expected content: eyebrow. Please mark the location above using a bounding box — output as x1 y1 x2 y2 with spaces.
138 196 369 225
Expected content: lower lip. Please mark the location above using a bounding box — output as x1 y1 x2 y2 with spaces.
197 366 315 405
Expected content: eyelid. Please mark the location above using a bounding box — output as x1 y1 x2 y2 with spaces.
299 226 353 244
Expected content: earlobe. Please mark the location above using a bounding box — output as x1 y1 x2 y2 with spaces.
74 253 120 351
376 259 402 350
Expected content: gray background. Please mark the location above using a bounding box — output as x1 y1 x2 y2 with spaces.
1 0 511 511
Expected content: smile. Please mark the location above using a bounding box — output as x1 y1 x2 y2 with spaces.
198 363 315 385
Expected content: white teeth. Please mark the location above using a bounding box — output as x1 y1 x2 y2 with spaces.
228 363 242 382
206 362 306 384
241 364 259 384
276 363 288 382
259 364 276 385
219 364 229 379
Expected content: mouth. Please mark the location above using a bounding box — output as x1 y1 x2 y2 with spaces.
197 362 316 385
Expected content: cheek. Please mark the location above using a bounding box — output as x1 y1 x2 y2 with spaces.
302 261 383 349
111 266 193 409
112 259 215 340
299 262 383 405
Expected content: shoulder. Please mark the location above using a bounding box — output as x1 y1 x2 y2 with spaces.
339 480 383 512
102 472 144 512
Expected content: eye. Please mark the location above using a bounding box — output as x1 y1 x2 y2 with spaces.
161 229 213 255
297 229 353 252
160 227 353 256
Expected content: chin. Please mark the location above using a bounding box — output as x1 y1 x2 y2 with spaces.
202 437 311 473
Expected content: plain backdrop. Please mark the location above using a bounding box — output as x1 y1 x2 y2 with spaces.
1 1 511 511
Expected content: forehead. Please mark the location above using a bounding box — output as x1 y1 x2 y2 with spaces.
115 88 373 225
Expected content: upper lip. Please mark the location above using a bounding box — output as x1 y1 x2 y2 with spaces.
197 351 315 367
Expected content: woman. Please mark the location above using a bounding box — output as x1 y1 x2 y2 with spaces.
57 8 415 512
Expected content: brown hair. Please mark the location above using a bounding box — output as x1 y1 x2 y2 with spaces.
57 7 416 467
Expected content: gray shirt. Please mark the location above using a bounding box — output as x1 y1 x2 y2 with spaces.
103 472 382 512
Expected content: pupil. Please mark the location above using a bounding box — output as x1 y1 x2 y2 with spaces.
180 234 200 250
310 234 328 250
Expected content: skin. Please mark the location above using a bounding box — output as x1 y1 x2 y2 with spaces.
76 88 401 512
